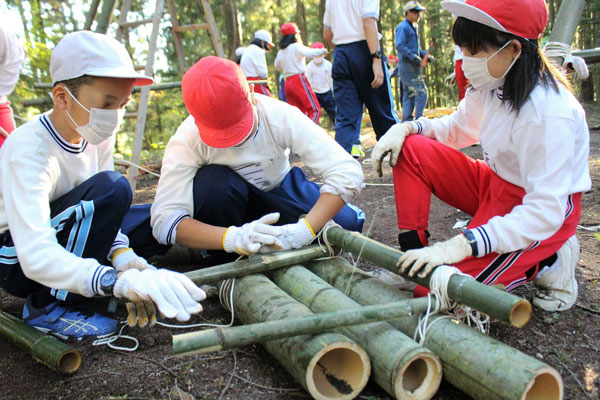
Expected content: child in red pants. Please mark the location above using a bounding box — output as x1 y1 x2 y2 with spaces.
372 0 590 312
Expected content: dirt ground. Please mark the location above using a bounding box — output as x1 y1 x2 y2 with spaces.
0 103 599 400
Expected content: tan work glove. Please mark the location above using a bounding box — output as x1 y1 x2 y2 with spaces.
398 234 472 278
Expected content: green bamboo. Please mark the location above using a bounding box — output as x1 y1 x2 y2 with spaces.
0 311 82 374
173 298 431 355
324 226 532 327
271 266 442 400
188 274 371 400
184 244 328 285
308 258 563 400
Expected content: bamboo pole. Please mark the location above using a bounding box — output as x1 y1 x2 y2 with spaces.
173 298 431 355
324 226 531 327
0 311 81 374
271 266 442 400
205 274 371 400
308 258 563 400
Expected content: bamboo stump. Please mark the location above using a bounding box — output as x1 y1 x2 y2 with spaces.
271 266 442 400
308 258 563 400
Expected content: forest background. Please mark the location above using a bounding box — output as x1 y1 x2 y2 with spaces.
3 0 599 163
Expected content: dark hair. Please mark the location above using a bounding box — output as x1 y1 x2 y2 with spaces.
53 75 95 97
278 34 297 50
250 38 271 51
452 17 571 112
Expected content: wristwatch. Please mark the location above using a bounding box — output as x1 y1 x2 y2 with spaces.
462 229 478 257
371 50 382 59
99 269 118 296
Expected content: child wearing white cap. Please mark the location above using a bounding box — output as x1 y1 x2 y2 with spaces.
240 30 274 96
372 0 590 312
0 31 205 340
306 42 336 125
150 56 365 266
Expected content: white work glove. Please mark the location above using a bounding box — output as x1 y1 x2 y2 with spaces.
111 248 156 272
223 212 283 255
563 55 589 80
444 71 456 86
114 268 206 322
261 218 316 252
371 123 412 177
398 234 472 278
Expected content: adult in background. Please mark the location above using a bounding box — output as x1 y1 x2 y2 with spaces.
0 22 24 146
240 30 274 96
306 42 336 125
395 1 429 122
372 0 589 312
323 0 400 158
274 23 326 124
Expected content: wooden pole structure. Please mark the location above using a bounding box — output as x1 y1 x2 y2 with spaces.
271 266 442 400
173 298 431 355
94 0 118 34
547 0 587 66
324 226 531 327
84 0 101 31
308 257 564 400
213 274 371 400
0 311 81 374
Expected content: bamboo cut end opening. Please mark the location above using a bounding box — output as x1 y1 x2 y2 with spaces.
57 350 82 374
522 367 563 400
510 300 532 328
394 352 442 400
306 341 370 400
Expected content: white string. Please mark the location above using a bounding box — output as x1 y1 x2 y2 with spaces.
114 158 161 178
92 323 139 352
577 224 600 232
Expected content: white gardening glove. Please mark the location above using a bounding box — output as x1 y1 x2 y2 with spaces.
114 268 206 322
444 71 456 86
260 218 316 252
371 123 412 177
398 234 472 278
223 212 283 255
563 55 589 80
111 248 156 272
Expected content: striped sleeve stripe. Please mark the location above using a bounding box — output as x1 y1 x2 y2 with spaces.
91 265 113 296
473 226 492 256
166 214 191 245
408 120 423 135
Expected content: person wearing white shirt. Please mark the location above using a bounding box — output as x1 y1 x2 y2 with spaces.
0 32 205 340
240 30 274 96
151 56 365 267
0 22 24 145
372 0 590 312
306 42 336 124
274 23 326 124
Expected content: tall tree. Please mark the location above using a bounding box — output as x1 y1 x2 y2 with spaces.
223 0 242 59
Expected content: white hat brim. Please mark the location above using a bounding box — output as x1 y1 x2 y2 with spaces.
84 66 154 86
442 1 510 35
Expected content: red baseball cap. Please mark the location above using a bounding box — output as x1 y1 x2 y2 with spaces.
181 56 254 148
310 42 325 49
442 0 548 40
281 22 299 36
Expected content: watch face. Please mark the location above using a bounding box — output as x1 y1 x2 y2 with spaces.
100 269 117 292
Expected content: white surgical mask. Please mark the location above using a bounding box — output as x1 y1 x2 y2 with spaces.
462 41 521 91
63 86 125 145
313 55 324 65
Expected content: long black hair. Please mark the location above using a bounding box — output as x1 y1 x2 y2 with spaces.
250 38 271 51
278 34 297 50
452 17 571 112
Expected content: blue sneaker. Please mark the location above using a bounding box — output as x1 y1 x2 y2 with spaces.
23 297 118 340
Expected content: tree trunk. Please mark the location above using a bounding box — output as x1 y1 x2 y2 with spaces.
223 0 241 59
95 0 118 34
295 0 308 45
84 0 101 30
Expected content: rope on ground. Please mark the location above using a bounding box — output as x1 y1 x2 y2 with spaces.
92 323 139 351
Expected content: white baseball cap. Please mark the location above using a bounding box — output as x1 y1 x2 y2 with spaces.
50 31 153 86
254 30 274 47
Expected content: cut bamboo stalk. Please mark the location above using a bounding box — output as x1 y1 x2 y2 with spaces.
324 226 531 327
173 298 432 355
271 266 442 400
201 274 370 400
308 258 563 400
0 310 82 374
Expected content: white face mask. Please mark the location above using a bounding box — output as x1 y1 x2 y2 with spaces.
63 86 125 145
462 41 521 91
313 55 324 65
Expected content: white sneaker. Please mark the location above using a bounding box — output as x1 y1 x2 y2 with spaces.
533 235 579 312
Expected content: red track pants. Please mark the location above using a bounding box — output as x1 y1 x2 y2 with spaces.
247 77 272 97
284 73 321 124
0 101 16 148
393 135 581 294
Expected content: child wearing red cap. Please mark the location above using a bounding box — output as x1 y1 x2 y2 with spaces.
372 0 590 312
0 31 205 340
306 42 336 125
274 23 327 124
151 56 365 265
